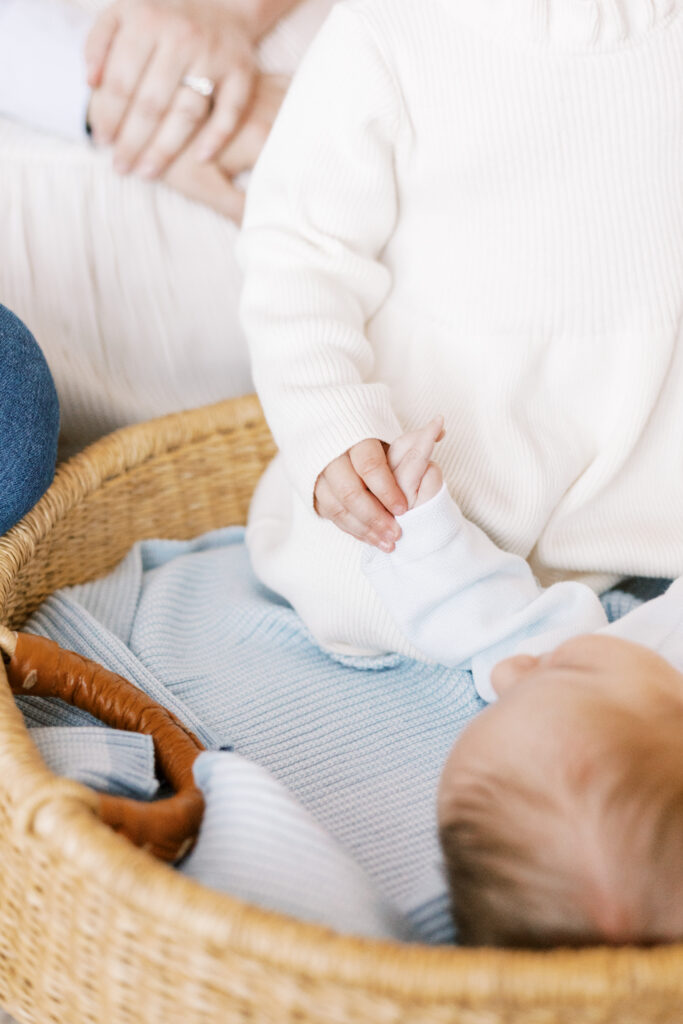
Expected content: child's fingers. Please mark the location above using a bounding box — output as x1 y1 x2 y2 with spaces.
414 461 443 506
315 449 402 549
314 476 387 547
387 416 445 471
348 438 407 517
393 451 428 507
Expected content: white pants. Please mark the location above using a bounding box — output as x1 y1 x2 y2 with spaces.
0 0 335 454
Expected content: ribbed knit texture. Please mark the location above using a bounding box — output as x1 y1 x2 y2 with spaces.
22 528 485 944
181 751 408 940
0 0 335 455
29 726 157 799
240 0 683 659
16 527 658 948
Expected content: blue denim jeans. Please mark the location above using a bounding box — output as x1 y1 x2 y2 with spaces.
0 305 59 534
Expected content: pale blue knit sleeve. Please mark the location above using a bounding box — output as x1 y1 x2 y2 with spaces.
30 726 158 799
180 751 410 941
362 483 608 702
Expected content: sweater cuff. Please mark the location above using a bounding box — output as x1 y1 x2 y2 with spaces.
285 397 403 509
363 483 464 569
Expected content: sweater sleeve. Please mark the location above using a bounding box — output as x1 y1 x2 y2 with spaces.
237 3 404 506
0 0 93 141
362 484 609 702
598 577 683 671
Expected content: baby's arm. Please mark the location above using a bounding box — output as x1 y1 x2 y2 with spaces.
599 577 683 671
239 5 404 531
363 422 609 702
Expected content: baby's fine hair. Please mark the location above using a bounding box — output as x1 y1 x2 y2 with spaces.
440 689 683 948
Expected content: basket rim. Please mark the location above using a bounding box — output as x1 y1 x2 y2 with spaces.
0 394 266 599
2 395 683 1004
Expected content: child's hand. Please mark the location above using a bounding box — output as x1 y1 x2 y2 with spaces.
387 417 444 510
314 438 408 552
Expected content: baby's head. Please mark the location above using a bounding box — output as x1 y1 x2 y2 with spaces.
438 635 683 948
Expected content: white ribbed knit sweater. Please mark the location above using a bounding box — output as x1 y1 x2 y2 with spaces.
239 0 683 658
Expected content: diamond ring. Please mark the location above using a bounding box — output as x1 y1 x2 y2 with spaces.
180 74 216 100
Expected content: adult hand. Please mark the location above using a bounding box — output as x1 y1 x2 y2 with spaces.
313 439 408 552
86 0 257 178
214 72 287 177
160 73 289 222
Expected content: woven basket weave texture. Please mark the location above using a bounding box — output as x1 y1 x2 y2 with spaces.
0 394 682 1024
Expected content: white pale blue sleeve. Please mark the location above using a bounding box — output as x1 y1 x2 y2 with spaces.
599 577 683 670
362 484 608 702
0 0 93 141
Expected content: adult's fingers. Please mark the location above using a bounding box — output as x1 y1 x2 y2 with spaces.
194 58 255 162
135 89 211 178
112 38 196 174
217 115 268 176
321 451 401 547
91 24 156 145
349 438 407 517
162 157 246 223
217 74 289 176
314 476 385 547
209 173 246 223
84 4 121 87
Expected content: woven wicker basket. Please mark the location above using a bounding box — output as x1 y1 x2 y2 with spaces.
0 394 681 1024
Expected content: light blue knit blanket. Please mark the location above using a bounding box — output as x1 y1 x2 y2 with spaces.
18 528 649 944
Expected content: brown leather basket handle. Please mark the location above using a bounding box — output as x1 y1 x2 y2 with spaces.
4 632 205 863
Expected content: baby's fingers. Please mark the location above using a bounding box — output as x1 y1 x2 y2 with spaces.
317 449 402 549
314 477 388 547
388 417 445 507
387 416 445 472
348 438 407 517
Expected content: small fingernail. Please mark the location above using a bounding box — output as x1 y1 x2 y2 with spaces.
378 540 394 553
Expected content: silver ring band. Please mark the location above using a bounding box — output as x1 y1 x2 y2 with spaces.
180 74 216 99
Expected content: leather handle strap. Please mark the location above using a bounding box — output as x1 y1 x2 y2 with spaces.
5 633 205 863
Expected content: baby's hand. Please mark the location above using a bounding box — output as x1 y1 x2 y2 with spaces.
314 438 408 552
387 417 445 510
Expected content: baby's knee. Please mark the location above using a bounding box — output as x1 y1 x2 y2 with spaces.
0 306 59 534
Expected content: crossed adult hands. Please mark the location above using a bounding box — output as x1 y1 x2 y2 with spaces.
86 0 290 221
